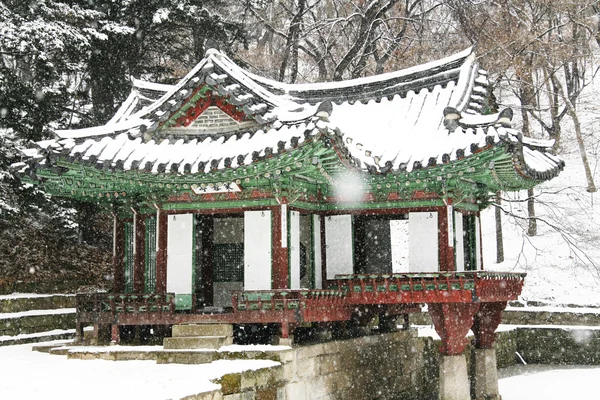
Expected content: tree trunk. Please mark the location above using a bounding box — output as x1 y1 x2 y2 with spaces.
527 188 537 237
520 70 538 236
495 192 504 263
551 73 597 192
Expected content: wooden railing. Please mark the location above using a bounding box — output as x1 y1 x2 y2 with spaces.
76 293 176 323
331 271 526 304
232 289 346 312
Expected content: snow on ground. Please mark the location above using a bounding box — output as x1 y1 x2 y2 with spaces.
479 64 600 307
415 324 600 341
0 307 75 320
481 152 600 306
0 293 74 300
499 364 600 400
0 328 76 343
0 342 278 400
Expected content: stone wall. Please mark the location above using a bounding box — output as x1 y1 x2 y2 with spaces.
516 328 600 364
188 330 430 400
184 325 600 400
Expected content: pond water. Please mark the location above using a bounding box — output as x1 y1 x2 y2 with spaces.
499 364 600 400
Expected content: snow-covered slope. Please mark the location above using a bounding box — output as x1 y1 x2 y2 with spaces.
481 78 600 306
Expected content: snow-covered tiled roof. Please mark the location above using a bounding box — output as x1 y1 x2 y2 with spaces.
14 47 564 192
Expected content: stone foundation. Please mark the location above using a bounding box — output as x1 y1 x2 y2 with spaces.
191 330 429 400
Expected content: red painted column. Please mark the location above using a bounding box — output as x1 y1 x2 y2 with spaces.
472 301 507 349
320 215 327 288
133 211 145 293
199 215 214 306
271 203 289 289
111 324 121 344
438 205 456 272
428 302 480 355
112 213 125 293
472 301 506 400
155 209 168 294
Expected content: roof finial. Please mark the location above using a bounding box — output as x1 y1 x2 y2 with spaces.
497 108 513 127
204 38 220 56
316 101 333 121
443 107 461 133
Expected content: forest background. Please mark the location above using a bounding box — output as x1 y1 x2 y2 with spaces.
1 0 599 294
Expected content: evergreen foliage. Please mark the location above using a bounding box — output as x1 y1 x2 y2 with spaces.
0 0 245 287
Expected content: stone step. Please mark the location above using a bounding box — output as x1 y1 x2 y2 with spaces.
172 323 233 337
163 335 232 350
156 350 217 365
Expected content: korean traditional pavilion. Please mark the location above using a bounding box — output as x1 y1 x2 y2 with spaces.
14 47 563 399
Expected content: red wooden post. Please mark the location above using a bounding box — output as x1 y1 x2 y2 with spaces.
428 302 480 355
320 215 327 287
472 301 506 400
156 209 168 294
113 213 125 293
199 215 214 306
111 324 121 344
75 322 84 343
133 211 145 293
471 301 507 349
438 205 456 272
271 203 289 289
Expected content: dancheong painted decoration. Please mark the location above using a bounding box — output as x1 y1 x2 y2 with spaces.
13 47 563 374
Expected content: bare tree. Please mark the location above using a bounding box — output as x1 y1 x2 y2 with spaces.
238 0 454 82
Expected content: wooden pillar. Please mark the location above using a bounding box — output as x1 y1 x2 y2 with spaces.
353 216 366 274
272 203 289 289
133 210 145 293
111 324 121 344
472 302 507 350
428 302 480 400
75 322 84 343
91 324 100 345
471 302 506 400
155 209 168 294
438 205 456 272
428 302 480 356
113 213 125 293
199 215 214 306
320 215 327 287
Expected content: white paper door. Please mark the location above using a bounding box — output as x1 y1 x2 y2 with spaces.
408 212 439 272
390 219 410 272
289 210 301 289
325 215 353 279
454 212 465 272
313 215 323 289
167 214 194 309
244 210 272 290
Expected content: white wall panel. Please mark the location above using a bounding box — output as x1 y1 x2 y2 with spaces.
313 215 322 289
408 212 439 272
167 214 193 295
325 215 353 279
454 212 465 272
390 220 410 272
290 210 300 289
244 210 272 290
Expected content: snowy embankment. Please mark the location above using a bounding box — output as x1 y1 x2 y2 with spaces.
481 120 600 306
0 342 278 400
